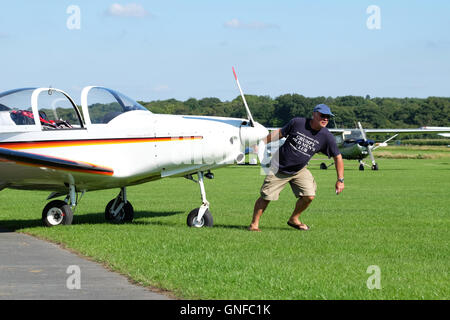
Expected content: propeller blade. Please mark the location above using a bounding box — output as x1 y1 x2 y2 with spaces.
357 122 368 141
232 67 255 127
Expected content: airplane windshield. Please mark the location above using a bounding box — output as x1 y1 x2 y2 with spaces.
86 87 150 124
0 88 84 130
0 88 37 126
343 130 364 142
37 89 83 129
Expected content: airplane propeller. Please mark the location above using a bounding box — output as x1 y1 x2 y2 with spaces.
232 67 268 164
232 67 255 127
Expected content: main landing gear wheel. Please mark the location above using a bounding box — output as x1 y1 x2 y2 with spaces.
42 200 73 227
105 187 134 223
372 164 379 170
187 208 213 228
320 162 328 170
359 163 365 171
105 199 134 223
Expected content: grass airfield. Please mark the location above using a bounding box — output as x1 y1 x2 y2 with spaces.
0 147 449 300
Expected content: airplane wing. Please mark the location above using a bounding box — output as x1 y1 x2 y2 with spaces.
329 127 450 134
0 147 114 192
0 147 114 175
364 127 450 134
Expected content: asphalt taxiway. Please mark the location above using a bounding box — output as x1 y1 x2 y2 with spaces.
0 227 172 300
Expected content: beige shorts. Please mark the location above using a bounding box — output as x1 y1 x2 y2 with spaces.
260 167 317 201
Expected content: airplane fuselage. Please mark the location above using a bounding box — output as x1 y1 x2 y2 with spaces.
337 141 369 160
0 111 265 192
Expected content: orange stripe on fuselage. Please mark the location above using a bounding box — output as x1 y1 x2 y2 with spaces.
9 159 115 176
0 136 203 150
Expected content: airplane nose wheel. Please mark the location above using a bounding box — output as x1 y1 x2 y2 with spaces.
42 200 73 227
186 171 214 228
187 208 213 228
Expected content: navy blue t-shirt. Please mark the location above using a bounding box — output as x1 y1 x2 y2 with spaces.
272 117 340 174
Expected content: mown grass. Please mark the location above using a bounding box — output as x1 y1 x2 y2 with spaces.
373 145 450 159
0 156 449 300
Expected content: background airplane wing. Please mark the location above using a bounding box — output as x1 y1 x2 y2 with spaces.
363 127 450 134
329 127 450 134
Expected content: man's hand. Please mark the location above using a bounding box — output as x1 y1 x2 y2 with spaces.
335 180 344 195
264 129 282 144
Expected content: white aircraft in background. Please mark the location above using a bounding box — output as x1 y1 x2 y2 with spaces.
0 70 267 228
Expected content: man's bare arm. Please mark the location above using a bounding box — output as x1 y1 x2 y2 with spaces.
264 129 283 144
334 154 345 194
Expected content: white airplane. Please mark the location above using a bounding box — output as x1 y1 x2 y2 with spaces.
0 71 268 228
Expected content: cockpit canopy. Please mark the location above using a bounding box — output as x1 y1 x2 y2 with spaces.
0 86 150 132
83 87 150 125
0 88 83 130
343 130 364 142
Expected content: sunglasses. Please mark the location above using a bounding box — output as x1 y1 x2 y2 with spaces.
318 113 331 120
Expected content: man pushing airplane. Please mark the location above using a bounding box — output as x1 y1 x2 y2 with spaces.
248 104 345 232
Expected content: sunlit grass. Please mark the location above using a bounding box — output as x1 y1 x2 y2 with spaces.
0 157 449 299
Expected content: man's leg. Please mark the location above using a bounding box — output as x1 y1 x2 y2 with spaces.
250 170 289 231
288 168 317 230
288 196 314 230
249 197 270 231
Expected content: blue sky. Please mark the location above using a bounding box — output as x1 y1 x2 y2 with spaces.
0 0 449 103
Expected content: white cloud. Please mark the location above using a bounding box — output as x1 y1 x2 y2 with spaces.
106 3 151 18
224 18 278 30
224 18 242 28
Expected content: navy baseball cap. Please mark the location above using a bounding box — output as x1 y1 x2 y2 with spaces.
313 104 334 117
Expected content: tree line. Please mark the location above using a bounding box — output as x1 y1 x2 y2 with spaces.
138 94 450 130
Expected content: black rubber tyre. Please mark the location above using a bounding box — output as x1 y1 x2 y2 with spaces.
372 164 379 171
105 199 134 223
42 200 73 227
187 208 213 228
320 163 327 170
359 164 365 171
